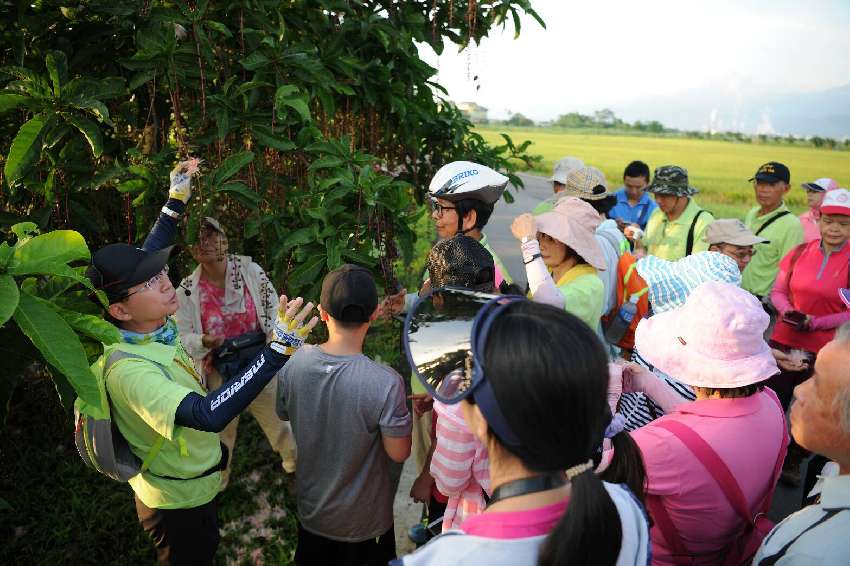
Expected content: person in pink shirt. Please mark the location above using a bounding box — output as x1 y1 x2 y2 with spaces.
798 177 839 242
429 400 491 530
768 188 850 486
611 281 787 565
768 188 850 408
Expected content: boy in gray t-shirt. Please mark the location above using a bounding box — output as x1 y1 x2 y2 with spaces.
277 264 412 566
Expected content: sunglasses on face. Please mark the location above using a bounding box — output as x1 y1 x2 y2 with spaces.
125 265 170 299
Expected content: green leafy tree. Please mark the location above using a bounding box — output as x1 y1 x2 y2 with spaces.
0 222 119 424
1 0 543 301
0 0 545 442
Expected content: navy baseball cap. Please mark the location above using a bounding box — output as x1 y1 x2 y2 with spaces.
749 162 790 184
86 244 173 303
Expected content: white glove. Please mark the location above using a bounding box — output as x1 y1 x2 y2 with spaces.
607 362 624 415
168 158 201 203
271 296 319 355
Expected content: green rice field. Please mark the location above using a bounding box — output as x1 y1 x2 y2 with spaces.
477 126 850 218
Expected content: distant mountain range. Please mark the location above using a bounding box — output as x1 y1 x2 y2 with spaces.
614 83 850 139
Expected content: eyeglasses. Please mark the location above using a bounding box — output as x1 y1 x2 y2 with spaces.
124 265 170 299
725 247 757 262
429 199 457 217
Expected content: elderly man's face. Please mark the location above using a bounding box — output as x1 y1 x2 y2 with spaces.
790 339 850 462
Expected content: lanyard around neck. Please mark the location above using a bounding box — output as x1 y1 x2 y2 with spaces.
489 473 566 506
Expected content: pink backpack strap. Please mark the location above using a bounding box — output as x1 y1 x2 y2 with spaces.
655 421 752 523
646 394 787 564
647 494 692 566
761 388 791 503
654 394 788 525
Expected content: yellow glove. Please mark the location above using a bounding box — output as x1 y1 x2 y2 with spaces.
271 296 319 355
168 158 201 203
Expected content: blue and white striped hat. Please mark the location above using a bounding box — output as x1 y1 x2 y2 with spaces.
635 252 741 314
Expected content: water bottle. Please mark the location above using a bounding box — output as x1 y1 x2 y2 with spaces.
605 295 640 345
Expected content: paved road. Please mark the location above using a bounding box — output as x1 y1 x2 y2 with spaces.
393 172 803 552
485 172 554 287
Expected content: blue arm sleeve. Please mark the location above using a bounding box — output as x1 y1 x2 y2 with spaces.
142 199 186 252
174 344 290 432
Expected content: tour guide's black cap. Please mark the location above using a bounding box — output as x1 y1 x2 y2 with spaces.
86 244 173 304
749 162 790 184
320 264 378 323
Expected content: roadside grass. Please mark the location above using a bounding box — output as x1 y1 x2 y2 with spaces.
0 208 434 565
478 125 850 218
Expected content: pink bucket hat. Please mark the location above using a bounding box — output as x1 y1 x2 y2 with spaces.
535 197 606 270
634 281 778 388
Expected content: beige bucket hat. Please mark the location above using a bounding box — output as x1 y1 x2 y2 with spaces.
535 197 606 270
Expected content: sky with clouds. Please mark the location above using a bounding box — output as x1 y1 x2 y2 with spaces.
418 0 850 131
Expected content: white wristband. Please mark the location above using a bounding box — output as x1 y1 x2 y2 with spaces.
160 206 181 219
520 238 541 263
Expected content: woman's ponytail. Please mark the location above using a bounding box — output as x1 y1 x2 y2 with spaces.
600 431 648 506
538 470 622 566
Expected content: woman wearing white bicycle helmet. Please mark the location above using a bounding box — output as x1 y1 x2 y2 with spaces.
379 161 515 319
428 161 514 286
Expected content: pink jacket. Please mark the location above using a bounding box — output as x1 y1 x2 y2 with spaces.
430 401 491 530
799 210 821 243
770 239 850 353
632 390 786 565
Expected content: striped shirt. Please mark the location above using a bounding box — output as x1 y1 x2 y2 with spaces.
619 347 696 432
430 400 491 530
754 464 850 564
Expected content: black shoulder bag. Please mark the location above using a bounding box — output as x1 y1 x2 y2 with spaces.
212 331 267 380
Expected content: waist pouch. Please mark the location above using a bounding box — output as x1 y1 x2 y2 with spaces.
212 331 266 380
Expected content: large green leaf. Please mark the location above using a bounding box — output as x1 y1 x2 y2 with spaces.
47 364 77 412
211 151 254 187
277 227 313 253
206 21 232 38
39 298 120 345
0 242 13 270
240 52 271 71
64 113 103 157
116 179 148 193
308 156 345 171
275 85 311 122
252 124 295 151
289 254 326 287
10 230 90 275
325 239 342 269
0 275 19 325
43 123 71 148
45 50 68 97
72 98 111 124
128 69 157 91
0 66 51 98
4 114 49 187
0 93 29 113
10 222 38 242
12 291 100 408
216 182 261 209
